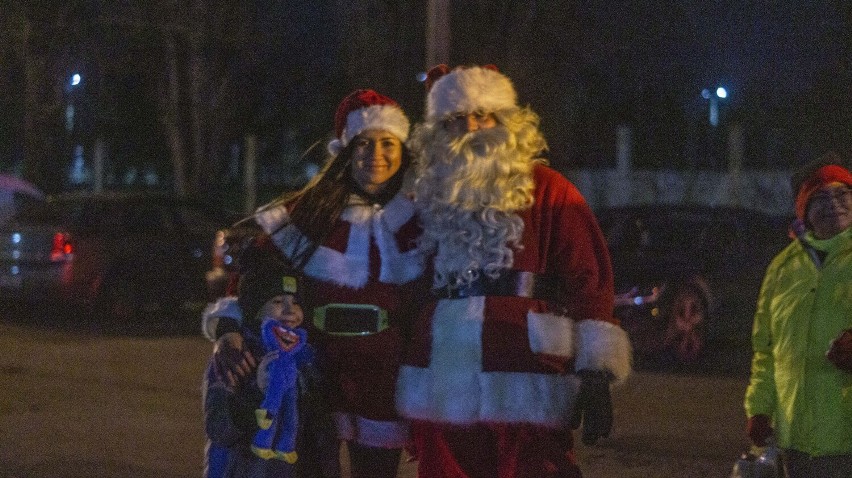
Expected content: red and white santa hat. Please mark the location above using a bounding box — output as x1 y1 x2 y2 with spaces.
327 89 410 155
424 64 518 122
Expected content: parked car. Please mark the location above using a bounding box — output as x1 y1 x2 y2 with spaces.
0 191 235 323
0 174 45 227
596 204 790 371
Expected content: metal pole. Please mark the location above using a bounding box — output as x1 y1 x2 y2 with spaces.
426 0 451 67
244 135 257 215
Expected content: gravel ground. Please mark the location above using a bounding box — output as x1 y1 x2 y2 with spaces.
0 310 751 478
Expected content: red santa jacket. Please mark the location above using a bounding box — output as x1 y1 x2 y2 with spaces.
396 164 631 429
207 191 426 448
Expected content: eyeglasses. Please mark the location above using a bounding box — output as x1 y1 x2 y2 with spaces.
442 111 496 130
810 187 852 208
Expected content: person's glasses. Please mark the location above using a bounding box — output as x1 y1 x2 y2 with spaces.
442 111 494 129
810 187 852 208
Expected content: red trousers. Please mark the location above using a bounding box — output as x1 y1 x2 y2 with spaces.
411 421 582 478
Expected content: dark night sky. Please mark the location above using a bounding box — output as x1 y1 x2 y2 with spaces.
577 1 846 110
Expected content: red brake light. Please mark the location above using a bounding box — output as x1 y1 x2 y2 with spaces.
50 232 73 262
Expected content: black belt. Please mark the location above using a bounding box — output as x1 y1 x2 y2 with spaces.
431 270 560 302
313 304 389 336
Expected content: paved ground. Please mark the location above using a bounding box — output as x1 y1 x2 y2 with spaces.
0 308 752 478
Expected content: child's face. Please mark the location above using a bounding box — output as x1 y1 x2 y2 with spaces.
260 294 304 329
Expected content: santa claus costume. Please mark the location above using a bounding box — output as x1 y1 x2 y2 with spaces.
204 89 425 478
396 65 632 478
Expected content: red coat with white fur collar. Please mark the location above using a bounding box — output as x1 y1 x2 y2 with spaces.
396 164 631 429
257 191 426 448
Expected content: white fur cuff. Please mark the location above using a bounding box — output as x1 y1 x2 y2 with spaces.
573 319 633 384
527 311 574 357
201 297 244 341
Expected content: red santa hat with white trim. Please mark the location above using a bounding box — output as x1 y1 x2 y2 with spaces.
327 89 411 155
424 64 519 122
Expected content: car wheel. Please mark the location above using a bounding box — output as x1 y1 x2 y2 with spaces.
665 282 709 363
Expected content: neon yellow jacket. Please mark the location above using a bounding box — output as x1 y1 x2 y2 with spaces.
744 227 852 456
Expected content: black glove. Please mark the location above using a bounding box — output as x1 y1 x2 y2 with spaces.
570 369 614 445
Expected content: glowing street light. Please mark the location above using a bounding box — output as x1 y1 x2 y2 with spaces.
71 73 81 87
701 86 728 127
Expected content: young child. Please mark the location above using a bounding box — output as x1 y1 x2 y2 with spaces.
202 243 339 478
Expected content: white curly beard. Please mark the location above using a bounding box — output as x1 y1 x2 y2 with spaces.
414 124 537 288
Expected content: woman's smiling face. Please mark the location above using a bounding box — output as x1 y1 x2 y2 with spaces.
350 129 403 195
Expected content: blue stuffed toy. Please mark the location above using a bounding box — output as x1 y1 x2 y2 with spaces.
251 317 308 463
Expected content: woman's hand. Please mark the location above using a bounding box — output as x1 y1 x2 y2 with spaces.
213 331 257 387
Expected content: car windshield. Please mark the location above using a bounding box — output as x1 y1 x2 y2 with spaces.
10 199 68 225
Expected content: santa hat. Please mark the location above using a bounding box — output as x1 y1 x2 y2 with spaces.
794 163 852 220
424 64 518 122
327 89 410 155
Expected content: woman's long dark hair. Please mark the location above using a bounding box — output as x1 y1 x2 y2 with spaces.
272 138 413 269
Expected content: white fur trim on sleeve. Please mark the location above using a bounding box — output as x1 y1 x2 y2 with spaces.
527 311 575 357
573 319 633 384
201 296 244 341
254 204 290 235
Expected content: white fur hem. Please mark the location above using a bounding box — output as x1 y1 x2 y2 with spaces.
333 412 409 448
396 365 581 428
201 297 243 341
574 319 633 384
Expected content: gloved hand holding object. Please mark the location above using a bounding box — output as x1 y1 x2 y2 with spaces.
826 328 852 373
746 414 773 448
570 369 614 445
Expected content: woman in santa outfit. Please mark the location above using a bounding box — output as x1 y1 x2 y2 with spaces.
204 89 425 478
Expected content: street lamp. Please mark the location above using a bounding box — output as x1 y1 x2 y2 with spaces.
701 86 728 127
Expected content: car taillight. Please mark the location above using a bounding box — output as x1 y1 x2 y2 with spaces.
50 232 73 262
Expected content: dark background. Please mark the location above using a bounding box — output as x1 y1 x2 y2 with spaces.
1 1 849 202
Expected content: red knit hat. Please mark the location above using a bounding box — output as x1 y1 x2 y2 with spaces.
794 164 852 220
327 89 410 155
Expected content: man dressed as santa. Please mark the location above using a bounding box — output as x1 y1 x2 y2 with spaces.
396 64 632 477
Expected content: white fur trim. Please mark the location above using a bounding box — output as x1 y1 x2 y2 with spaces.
395 297 582 427
333 412 409 448
396 365 581 428
270 193 423 288
331 104 411 153
201 297 243 341
327 138 344 156
527 310 574 357
574 319 633 384
427 66 518 121
254 203 290 235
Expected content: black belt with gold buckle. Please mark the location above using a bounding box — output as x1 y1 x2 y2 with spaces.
431 270 560 301
313 303 390 336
